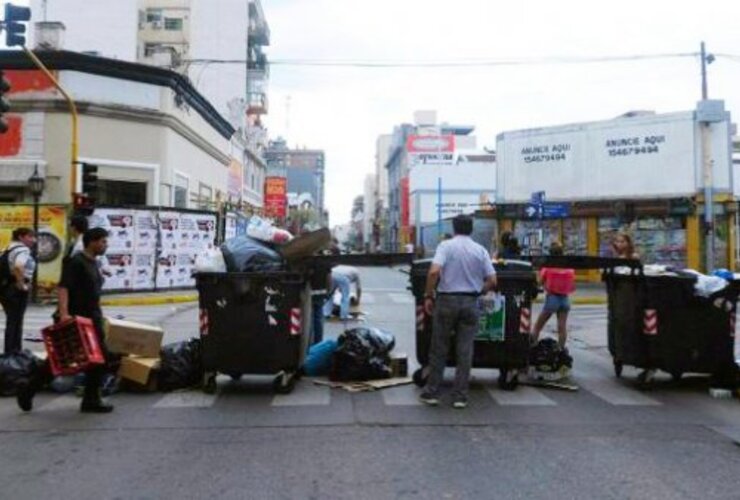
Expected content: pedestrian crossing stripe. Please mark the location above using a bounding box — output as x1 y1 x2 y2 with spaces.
0 379 686 411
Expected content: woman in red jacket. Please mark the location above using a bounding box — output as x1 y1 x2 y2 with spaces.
532 242 575 348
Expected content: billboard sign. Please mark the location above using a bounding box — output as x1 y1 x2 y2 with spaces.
406 134 455 167
264 176 287 218
497 112 732 202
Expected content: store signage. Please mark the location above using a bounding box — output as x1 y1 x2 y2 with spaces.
406 134 455 167
524 202 569 219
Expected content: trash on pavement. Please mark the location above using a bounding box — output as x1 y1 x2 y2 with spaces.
304 339 337 376
330 327 395 382
313 376 413 392
104 318 164 358
0 350 45 396
157 339 203 392
529 338 573 381
119 356 160 388
390 353 408 378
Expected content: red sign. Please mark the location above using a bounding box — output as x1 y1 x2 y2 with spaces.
405 135 455 153
264 176 287 218
400 176 410 227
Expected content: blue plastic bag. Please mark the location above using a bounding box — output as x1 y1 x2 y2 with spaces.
304 339 337 376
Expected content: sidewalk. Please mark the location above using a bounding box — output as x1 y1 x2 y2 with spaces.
30 289 199 308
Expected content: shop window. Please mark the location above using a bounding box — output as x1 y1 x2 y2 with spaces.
174 174 188 208
599 216 687 268
514 220 561 256
98 180 147 206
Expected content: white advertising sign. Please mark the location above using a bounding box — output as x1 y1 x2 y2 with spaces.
406 134 455 167
496 112 732 202
411 192 496 225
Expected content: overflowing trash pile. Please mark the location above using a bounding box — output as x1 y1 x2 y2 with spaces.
195 216 296 274
330 327 396 381
528 338 573 381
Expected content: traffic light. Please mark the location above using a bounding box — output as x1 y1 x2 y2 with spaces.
0 70 10 134
81 163 99 202
4 3 32 47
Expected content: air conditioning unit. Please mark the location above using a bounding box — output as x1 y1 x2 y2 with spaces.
151 20 164 30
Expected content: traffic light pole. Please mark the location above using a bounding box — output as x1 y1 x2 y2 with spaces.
22 47 79 201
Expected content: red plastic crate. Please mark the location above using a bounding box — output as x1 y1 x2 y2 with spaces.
42 317 105 376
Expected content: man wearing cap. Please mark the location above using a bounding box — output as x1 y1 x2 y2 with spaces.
420 215 497 409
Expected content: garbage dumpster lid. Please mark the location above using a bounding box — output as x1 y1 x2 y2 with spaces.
279 228 331 261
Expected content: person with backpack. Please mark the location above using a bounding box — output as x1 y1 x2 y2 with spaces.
0 228 37 354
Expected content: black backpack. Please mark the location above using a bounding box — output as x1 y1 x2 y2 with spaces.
0 249 12 291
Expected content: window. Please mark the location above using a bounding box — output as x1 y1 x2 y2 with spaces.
198 183 212 209
98 180 147 206
174 174 188 208
164 17 183 31
144 43 161 57
146 9 163 23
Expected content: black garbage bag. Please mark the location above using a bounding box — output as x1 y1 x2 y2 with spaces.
158 339 204 392
221 236 283 272
330 327 395 381
529 338 573 373
0 350 46 397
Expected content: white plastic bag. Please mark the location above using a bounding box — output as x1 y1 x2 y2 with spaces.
194 248 227 273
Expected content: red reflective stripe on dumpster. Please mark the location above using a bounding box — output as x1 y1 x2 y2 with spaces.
519 307 531 334
416 304 425 332
199 309 209 336
290 308 301 335
643 309 658 335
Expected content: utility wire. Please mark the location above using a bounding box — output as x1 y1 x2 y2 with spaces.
184 52 706 68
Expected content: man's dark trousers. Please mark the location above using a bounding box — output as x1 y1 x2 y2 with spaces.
1 287 28 354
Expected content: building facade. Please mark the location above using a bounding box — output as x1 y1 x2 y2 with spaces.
264 138 326 225
28 0 270 209
0 51 240 210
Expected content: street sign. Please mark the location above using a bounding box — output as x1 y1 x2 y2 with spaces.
530 191 546 206
524 202 569 219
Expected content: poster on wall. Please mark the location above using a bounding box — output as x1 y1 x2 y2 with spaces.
0 205 67 299
88 208 135 253
134 210 158 254
158 211 181 254
102 252 134 291
406 135 456 167
132 253 155 291
156 253 177 290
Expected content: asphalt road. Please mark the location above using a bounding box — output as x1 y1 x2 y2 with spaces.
1 267 739 499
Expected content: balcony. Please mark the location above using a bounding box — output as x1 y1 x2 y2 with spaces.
247 68 269 115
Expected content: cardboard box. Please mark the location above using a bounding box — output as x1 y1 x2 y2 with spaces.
119 356 160 387
390 353 408 378
105 318 164 357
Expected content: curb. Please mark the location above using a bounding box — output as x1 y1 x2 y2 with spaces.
100 294 198 307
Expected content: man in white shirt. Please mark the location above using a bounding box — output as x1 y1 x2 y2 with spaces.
0 228 37 354
420 215 497 409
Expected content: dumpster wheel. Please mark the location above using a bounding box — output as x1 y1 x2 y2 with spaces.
498 369 519 391
636 369 656 389
203 373 217 395
613 360 624 378
412 367 430 387
273 372 297 394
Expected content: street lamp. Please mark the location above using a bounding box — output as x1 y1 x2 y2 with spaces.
28 164 45 303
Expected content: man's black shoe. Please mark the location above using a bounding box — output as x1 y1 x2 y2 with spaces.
16 383 34 413
80 401 114 414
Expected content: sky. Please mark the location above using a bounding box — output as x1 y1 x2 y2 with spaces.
261 0 740 225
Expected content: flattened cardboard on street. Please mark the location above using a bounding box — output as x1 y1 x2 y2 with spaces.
104 317 163 357
119 356 160 386
313 377 413 392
